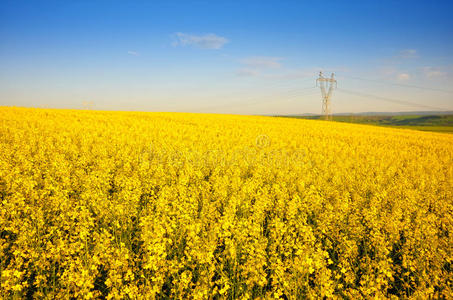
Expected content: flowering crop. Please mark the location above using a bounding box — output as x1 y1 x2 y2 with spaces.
1 107 452 298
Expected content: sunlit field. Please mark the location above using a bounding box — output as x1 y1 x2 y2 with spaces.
1 107 452 298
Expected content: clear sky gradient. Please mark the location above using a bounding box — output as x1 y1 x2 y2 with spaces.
1 0 452 114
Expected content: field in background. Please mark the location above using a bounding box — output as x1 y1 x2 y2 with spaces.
279 115 453 133
1 107 452 299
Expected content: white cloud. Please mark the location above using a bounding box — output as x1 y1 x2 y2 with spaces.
262 70 313 79
397 73 411 81
240 56 283 69
235 56 347 79
236 56 285 77
379 67 413 81
127 51 139 56
172 32 228 49
422 67 446 78
236 68 261 77
378 66 398 76
399 49 418 59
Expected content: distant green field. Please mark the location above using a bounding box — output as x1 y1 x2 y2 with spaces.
278 115 453 133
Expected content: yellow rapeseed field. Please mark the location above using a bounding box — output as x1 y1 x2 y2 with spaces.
1 107 452 299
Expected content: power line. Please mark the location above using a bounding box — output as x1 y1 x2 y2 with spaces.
194 73 452 115
227 91 320 111
199 87 318 111
207 76 315 101
337 88 451 111
338 75 453 94
224 91 320 113
196 86 318 112
162 76 316 110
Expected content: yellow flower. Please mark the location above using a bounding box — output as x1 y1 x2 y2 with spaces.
1 107 452 299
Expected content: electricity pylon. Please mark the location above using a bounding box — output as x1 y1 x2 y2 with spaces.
316 72 337 120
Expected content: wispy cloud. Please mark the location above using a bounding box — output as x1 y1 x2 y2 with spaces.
240 56 283 69
397 73 411 81
379 66 413 81
236 56 284 77
261 69 313 80
422 67 446 78
172 32 229 49
236 68 261 77
127 51 139 56
399 49 418 59
236 55 347 79
378 66 398 76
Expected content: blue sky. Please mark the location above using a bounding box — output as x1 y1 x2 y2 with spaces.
1 0 452 114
